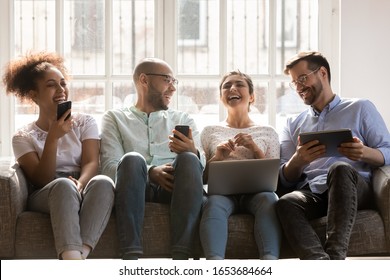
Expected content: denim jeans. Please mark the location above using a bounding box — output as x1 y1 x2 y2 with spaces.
115 151 204 258
276 161 373 259
200 192 282 259
28 174 115 258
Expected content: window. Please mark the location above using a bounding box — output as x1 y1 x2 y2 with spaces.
178 0 207 47
1 0 329 156
176 0 319 130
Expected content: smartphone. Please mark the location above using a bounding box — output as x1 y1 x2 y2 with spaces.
57 101 72 120
174 125 190 140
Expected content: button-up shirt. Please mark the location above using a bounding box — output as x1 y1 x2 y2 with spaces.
279 95 390 194
100 106 206 180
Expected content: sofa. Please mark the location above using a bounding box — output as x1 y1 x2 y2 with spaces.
1 156 390 259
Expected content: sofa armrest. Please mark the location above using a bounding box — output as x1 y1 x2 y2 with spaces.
372 165 390 250
0 157 29 258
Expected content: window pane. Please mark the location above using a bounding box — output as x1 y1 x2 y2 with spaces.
69 82 106 125
226 0 269 74
14 0 56 130
15 100 38 130
251 81 269 124
174 80 219 130
276 0 318 74
64 0 105 75
113 82 136 109
177 0 220 75
112 0 155 75
14 0 56 55
275 81 307 132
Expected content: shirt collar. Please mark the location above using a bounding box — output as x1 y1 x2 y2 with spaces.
310 94 340 116
129 105 167 124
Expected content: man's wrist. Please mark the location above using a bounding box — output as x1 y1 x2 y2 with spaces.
148 165 156 177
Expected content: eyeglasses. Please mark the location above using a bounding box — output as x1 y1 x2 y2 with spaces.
289 67 320 90
145 73 179 86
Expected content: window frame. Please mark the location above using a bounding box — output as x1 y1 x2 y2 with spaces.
0 0 339 157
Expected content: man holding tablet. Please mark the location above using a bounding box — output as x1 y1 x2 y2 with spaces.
276 51 390 260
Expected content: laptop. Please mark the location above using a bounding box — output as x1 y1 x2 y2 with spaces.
206 158 280 195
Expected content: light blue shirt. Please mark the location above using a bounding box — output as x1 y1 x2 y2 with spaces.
100 106 206 181
279 95 390 194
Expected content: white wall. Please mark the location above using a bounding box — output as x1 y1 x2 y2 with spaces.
340 0 390 127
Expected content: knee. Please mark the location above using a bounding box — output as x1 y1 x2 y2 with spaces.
175 152 201 170
86 175 115 197
327 161 359 188
49 178 79 198
328 161 353 178
250 192 278 213
89 174 114 187
254 192 279 205
118 152 146 171
275 193 296 215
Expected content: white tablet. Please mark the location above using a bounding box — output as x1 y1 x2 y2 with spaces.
299 129 353 157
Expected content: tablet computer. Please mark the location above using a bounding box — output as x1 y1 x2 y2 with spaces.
299 129 353 157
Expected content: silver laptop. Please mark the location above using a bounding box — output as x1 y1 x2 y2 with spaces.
206 158 280 195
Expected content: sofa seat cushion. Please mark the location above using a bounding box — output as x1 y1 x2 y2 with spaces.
14 203 173 259
13 206 388 259
92 203 172 258
15 211 56 258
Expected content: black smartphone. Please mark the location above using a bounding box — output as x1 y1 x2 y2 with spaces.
57 101 72 120
174 125 189 140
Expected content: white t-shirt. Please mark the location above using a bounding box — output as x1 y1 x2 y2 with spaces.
12 113 99 173
201 125 280 160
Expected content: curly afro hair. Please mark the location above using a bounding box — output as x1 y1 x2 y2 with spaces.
2 51 69 100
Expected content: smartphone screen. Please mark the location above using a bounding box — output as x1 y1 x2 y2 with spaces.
57 101 72 120
174 125 189 140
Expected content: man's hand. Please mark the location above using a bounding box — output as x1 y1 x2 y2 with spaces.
338 137 365 161
293 138 326 166
149 163 175 192
283 137 325 182
168 128 197 155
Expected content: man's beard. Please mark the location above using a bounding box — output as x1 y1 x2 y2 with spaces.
147 84 169 111
301 81 323 106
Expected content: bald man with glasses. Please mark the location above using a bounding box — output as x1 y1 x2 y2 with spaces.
276 51 390 260
100 58 205 260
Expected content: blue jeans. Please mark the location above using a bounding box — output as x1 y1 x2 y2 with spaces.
115 151 204 258
200 192 282 259
276 161 373 259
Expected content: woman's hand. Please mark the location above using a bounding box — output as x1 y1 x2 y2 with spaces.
213 139 236 161
233 133 265 159
68 176 85 193
48 109 73 140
